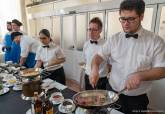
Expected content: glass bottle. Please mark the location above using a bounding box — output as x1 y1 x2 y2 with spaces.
42 92 54 114
33 92 42 114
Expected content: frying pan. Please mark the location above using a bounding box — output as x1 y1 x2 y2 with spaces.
73 90 122 109
20 68 40 78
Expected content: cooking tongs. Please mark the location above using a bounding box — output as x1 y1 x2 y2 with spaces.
35 68 51 79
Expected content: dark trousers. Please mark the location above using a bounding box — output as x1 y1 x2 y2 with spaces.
85 74 108 90
46 67 66 85
106 83 149 114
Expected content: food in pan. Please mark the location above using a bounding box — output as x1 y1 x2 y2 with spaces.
21 69 39 77
75 92 107 106
22 71 39 77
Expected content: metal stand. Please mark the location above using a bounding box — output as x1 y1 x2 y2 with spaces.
26 108 34 114
26 99 35 114
21 94 33 100
21 92 44 100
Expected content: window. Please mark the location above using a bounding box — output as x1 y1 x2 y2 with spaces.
52 16 61 45
107 10 122 38
42 17 52 36
36 18 44 35
28 19 36 37
141 8 154 31
76 14 87 51
62 15 75 50
158 6 165 41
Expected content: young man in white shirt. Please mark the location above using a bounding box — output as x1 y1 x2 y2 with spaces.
90 0 165 114
11 32 39 68
82 17 109 90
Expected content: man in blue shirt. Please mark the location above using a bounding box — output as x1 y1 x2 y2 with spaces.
2 22 12 62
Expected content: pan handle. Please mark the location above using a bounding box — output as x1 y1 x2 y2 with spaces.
107 103 121 112
117 87 127 95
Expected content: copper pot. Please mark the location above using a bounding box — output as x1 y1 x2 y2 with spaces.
22 79 42 97
21 68 42 97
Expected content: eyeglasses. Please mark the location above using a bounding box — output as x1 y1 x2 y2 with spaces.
119 16 139 23
87 28 99 32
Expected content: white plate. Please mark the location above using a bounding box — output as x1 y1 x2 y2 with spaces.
0 63 8 67
58 102 75 113
2 75 15 82
0 73 8 78
0 88 10 95
13 86 22 91
3 83 14 87
49 92 64 105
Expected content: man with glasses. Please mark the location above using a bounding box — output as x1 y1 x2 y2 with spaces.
81 17 109 90
89 0 165 114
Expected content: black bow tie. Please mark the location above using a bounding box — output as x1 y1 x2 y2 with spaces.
90 40 98 44
125 34 138 39
42 45 49 48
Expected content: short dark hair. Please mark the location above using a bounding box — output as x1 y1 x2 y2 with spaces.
89 17 102 30
7 21 11 25
119 0 145 16
39 29 50 38
11 32 23 41
12 19 22 26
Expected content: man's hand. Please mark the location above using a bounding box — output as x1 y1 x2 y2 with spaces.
125 72 142 90
89 69 99 88
89 54 104 88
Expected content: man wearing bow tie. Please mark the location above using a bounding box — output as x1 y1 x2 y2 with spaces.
35 29 66 85
90 0 165 114
81 17 109 90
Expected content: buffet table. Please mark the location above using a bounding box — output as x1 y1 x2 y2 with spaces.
0 78 124 114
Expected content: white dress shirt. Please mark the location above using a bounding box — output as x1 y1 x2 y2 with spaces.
20 35 40 57
35 42 65 71
83 38 108 78
98 27 165 96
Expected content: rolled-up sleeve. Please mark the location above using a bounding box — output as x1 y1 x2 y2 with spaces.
35 47 41 61
152 37 165 68
56 46 65 58
20 38 29 57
